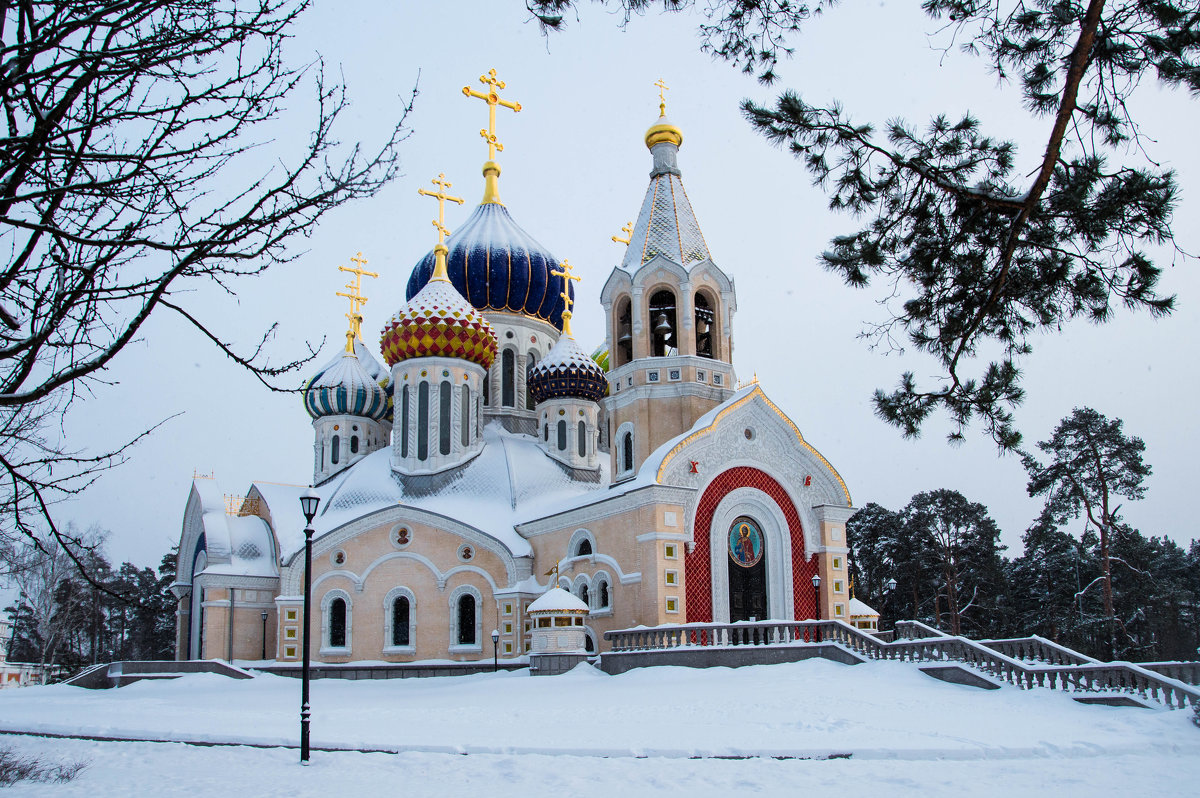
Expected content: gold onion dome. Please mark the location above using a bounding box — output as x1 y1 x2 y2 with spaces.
380 257 499 369
644 113 683 149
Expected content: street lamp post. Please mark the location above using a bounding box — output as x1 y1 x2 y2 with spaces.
298 488 321 765
491 629 500 672
261 611 268 660
811 574 822 642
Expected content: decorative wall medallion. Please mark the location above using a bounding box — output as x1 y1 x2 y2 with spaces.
392 526 411 549
458 544 475 562
728 519 763 568
331 549 347 566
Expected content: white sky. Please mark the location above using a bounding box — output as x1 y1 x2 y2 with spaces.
59 2 1200 568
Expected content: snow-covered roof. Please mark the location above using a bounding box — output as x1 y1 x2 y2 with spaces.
199 514 279 578
849 597 878 618
527 587 588 614
254 423 609 562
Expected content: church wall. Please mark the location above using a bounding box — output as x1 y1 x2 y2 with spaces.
522 491 690 651
282 518 509 662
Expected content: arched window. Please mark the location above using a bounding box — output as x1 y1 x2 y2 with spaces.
456 594 476 645
483 370 490 406
621 431 633 473
575 538 592 557
330 598 347 647
598 579 611 609
400 385 410 457
615 297 633 366
584 632 596 653
392 596 410 647
577 420 587 457
350 435 359 455
557 420 567 451
417 381 429 461
543 423 549 442
331 435 340 465
694 291 715 358
502 349 515 407
649 289 677 357
460 384 470 447
322 590 352 651
439 381 452 456
525 349 539 409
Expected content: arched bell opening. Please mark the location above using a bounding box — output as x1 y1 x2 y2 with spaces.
648 289 677 357
694 290 717 359
614 296 633 366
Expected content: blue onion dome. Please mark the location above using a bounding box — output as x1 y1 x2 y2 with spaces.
405 203 574 331
303 340 390 421
528 333 607 405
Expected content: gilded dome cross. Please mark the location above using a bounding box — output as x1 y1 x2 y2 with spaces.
551 259 582 337
463 69 522 162
654 78 670 115
336 252 378 349
611 221 633 246
417 173 465 245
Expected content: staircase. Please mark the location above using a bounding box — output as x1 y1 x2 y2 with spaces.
602 619 1200 711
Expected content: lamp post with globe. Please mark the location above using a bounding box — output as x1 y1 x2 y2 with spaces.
298 488 320 764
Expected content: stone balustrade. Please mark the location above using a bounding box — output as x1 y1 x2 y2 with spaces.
604 619 1200 711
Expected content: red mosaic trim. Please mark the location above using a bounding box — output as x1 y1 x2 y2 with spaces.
685 467 818 622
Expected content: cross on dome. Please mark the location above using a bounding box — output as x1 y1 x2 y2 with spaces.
463 69 522 204
551 259 581 337
417 173 465 282
335 252 378 351
611 221 633 246
654 78 670 116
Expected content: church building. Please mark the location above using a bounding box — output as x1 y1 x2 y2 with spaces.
172 72 856 665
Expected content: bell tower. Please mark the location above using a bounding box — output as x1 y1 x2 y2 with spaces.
600 85 737 482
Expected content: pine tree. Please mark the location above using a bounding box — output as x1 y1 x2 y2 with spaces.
1022 407 1152 659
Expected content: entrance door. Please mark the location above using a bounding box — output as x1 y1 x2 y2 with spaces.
727 517 767 622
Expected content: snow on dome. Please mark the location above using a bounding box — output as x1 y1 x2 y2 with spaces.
380 277 497 369
528 334 607 405
527 587 588 614
405 202 573 331
303 348 389 421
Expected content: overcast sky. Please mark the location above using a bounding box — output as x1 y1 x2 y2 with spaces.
58 2 1200 568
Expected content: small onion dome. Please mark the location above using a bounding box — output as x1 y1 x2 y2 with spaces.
528 587 589 615
405 203 573 331
645 113 683 149
528 334 607 405
590 344 610 372
380 274 498 369
303 347 389 421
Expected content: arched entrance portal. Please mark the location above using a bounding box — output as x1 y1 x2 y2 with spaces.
727 517 767 621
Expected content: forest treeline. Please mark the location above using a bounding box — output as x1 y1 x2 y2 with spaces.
4 528 177 672
850 494 1199 662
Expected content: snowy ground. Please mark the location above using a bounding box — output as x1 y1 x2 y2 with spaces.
1 659 1197 796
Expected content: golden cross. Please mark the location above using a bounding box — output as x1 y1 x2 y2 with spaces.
336 252 378 344
417 173 465 245
611 221 633 246
654 78 670 115
463 69 522 161
551 260 581 317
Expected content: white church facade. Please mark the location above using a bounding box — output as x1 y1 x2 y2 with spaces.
172 73 857 665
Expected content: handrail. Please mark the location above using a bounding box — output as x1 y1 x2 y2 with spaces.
603 619 1200 710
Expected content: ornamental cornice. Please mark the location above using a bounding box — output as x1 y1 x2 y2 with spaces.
516 483 694 537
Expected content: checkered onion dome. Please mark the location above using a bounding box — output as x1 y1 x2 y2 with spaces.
528 334 607 405
379 278 497 369
303 350 389 421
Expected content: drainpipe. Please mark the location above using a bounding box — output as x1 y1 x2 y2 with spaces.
227 589 235 663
